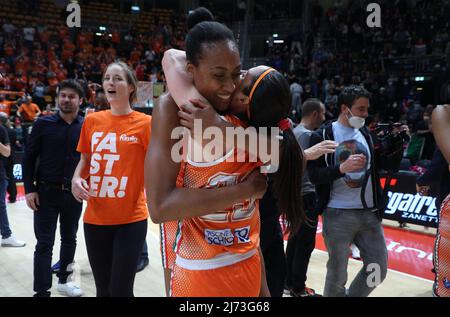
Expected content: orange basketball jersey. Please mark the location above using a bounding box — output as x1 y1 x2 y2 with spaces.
434 194 450 297
160 221 178 269
174 114 261 260
174 156 261 261
170 115 262 296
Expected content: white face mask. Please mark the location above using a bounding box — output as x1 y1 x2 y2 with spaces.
346 108 365 129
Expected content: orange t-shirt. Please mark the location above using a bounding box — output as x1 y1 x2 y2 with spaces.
47 50 56 62
0 101 13 116
49 60 59 72
39 31 49 43
4 45 14 56
130 50 141 63
77 110 152 225
18 103 40 121
63 40 75 52
61 49 74 62
15 59 29 74
56 69 67 81
59 28 68 40
77 33 86 48
112 31 120 44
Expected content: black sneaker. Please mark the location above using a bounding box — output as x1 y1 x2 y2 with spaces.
33 291 51 297
290 287 322 297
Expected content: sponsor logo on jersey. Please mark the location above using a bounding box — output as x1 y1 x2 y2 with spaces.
119 134 138 142
207 173 239 189
204 228 234 246
234 226 250 244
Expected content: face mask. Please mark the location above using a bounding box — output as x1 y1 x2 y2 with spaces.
346 108 365 129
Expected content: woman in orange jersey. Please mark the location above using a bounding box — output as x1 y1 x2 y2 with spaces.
158 7 217 296
71 61 151 297
432 104 450 297
145 20 271 297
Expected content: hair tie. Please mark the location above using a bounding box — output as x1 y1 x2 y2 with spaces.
278 118 291 131
246 68 275 118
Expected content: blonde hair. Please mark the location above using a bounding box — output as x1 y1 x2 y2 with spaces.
103 61 138 105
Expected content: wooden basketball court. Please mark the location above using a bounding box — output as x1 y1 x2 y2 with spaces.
0 194 434 297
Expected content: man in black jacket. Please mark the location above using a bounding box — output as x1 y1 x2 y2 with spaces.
307 85 405 297
24 80 85 297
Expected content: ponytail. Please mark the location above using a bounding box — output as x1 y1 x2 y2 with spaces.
271 128 305 234
247 67 306 233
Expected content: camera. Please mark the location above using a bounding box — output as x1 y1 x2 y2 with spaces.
376 122 410 143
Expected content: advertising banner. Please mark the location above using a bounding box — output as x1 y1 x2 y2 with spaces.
381 171 439 228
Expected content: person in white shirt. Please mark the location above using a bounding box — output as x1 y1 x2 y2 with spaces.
290 78 303 118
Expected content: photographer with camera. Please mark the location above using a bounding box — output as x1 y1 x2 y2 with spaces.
307 85 408 297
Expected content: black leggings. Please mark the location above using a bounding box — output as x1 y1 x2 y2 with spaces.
84 220 147 297
259 187 286 297
285 192 318 291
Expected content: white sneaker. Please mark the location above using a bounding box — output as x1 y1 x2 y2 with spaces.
350 244 361 259
57 282 83 297
1 236 26 247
